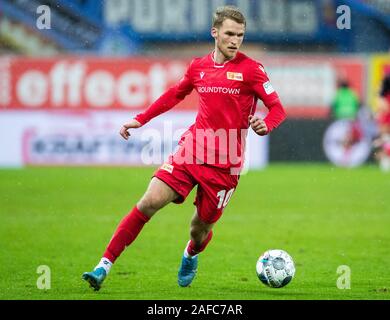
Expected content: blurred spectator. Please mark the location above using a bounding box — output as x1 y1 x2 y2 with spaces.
330 79 362 150
373 73 390 171
330 79 360 120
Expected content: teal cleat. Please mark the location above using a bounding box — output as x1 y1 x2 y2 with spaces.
82 267 107 291
178 255 198 287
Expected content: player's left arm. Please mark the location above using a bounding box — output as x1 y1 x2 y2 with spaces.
249 63 287 136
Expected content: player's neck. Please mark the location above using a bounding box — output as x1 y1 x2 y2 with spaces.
213 49 236 65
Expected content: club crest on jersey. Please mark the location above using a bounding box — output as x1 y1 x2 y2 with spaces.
226 72 243 81
200 72 205 79
161 163 174 174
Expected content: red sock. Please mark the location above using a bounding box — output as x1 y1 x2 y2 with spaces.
186 230 213 256
103 206 150 263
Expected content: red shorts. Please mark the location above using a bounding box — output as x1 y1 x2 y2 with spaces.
153 154 239 224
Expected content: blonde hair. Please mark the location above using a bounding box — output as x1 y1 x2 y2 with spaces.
212 5 246 28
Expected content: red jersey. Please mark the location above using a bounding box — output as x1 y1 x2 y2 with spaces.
135 51 286 171
378 93 390 126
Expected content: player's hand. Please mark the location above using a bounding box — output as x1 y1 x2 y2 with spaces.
249 115 268 136
120 119 142 140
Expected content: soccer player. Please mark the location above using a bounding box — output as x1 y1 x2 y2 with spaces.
82 5 286 290
373 73 390 171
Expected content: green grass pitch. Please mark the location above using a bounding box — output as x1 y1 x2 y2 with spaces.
0 164 389 300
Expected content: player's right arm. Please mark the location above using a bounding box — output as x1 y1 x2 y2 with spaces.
119 61 195 140
120 119 142 140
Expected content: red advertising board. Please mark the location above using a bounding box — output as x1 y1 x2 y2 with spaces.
0 55 365 118
260 55 366 118
0 57 197 111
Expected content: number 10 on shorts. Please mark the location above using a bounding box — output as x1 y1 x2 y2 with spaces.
216 188 235 209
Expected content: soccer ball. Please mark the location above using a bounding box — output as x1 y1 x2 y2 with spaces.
256 249 295 288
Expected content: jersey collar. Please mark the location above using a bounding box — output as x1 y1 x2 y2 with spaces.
210 50 239 68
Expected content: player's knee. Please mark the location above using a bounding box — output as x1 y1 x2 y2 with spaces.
190 226 208 245
190 227 198 242
137 193 164 216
